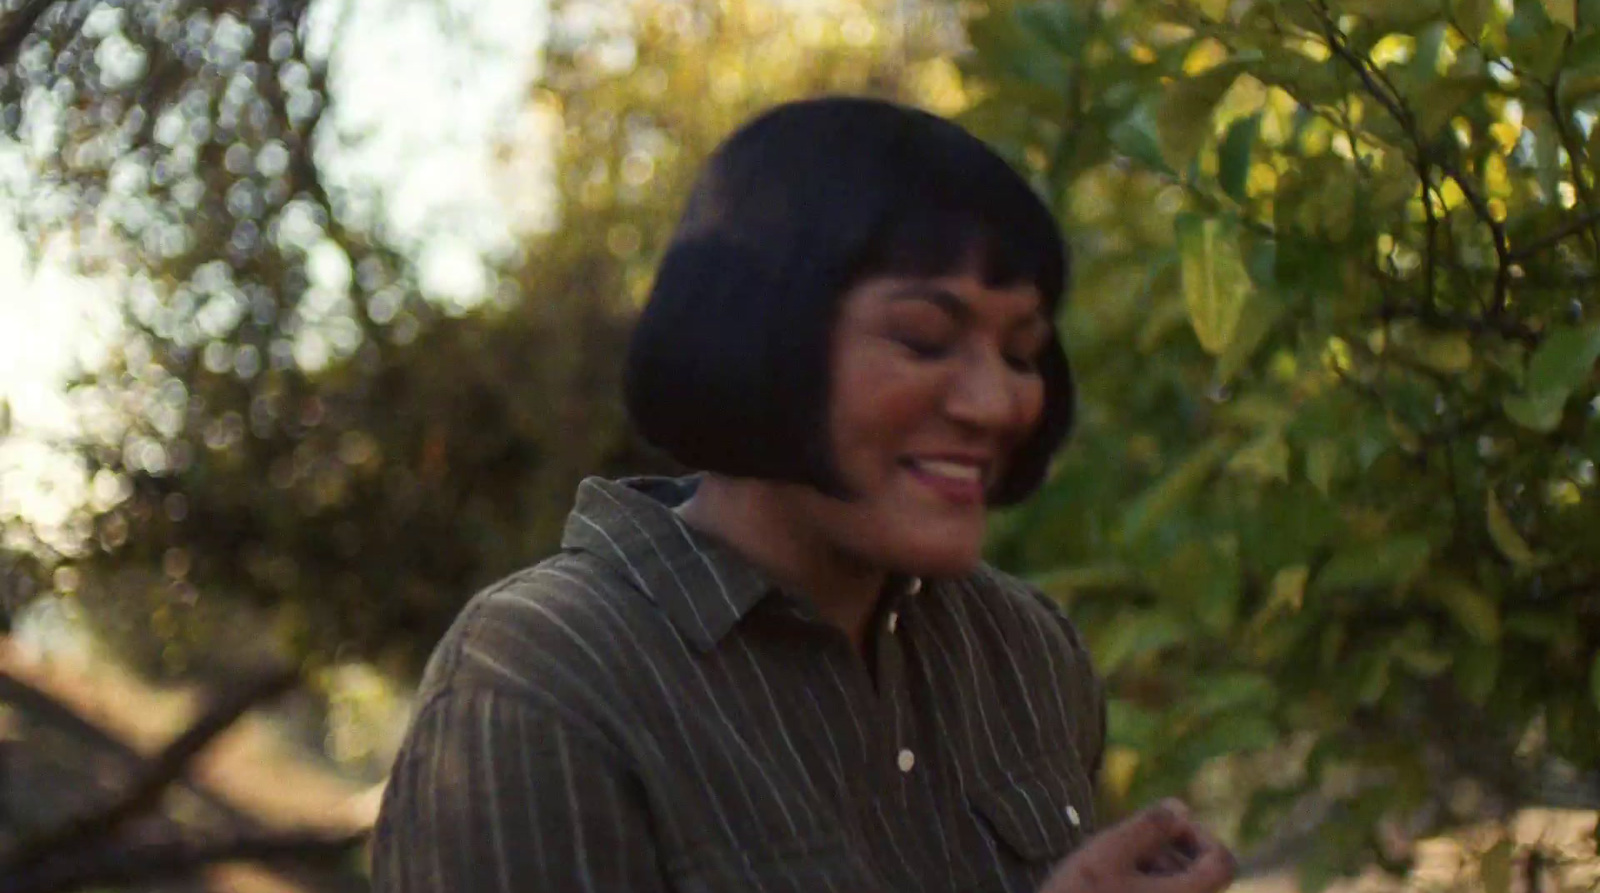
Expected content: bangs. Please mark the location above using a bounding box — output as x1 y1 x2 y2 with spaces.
849 134 1067 310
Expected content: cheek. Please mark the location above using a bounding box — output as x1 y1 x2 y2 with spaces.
1015 378 1047 434
829 358 943 464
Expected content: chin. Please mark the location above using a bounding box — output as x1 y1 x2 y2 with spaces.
893 537 985 579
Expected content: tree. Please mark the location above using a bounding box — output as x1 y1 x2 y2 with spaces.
964 0 1600 886
2 0 952 889
2 0 958 670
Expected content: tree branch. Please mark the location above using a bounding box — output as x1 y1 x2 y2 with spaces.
1 668 299 876
1510 208 1600 263
1311 0 1515 315
0 0 59 70
0 829 369 893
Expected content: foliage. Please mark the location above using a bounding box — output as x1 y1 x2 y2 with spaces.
967 0 1600 886
0 0 954 679
8 0 1599 883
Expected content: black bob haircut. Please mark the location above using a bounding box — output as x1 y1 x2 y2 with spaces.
624 96 1075 507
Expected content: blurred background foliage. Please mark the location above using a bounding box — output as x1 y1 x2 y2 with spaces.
0 0 1597 890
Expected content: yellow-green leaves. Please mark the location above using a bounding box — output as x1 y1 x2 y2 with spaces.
1215 293 1283 384
1228 429 1291 481
1416 76 1497 139
1176 214 1254 355
1541 0 1577 29
1503 324 1600 431
1422 576 1501 642
1454 0 1496 38
1331 0 1447 30
1158 62 1249 171
1270 564 1310 613
1314 535 1433 593
1485 490 1549 569
1119 435 1234 544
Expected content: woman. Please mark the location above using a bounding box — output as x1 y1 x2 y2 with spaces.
372 96 1236 893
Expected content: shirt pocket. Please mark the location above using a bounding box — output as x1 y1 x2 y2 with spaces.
969 749 1095 868
667 833 882 893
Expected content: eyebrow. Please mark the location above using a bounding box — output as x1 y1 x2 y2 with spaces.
883 283 1049 336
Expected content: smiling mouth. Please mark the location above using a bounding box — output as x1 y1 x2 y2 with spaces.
900 457 989 503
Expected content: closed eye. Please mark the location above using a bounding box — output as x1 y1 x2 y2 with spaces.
1004 352 1040 373
899 337 953 360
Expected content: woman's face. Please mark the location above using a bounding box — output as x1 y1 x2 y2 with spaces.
796 266 1050 577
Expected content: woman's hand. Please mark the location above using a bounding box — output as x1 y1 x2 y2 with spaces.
1039 801 1236 893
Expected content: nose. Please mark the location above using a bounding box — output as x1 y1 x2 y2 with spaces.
944 347 1025 432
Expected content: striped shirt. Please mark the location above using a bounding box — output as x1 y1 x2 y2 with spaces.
372 475 1106 893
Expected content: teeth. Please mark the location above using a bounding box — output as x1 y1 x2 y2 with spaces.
915 459 982 482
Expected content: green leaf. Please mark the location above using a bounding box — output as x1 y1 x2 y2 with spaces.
1416 76 1497 139
1526 324 1600 396
1422 577 1501 642
1486 490 1549 569
1012 2 1085 55
1566 29 1600 76
1268 565 1310 613
1176 214 1254 355
1187 672 1278 717
1029 564 1148 597
1504 324 1600 430
1119 437 1233 544
1541 0 1577 28
1216 292 1283 384
1454 0 1495 38
1504 391 1567 432
1106 698 1162 747
1218 113 1261 203
1394 641 1454 677
1505 611 1568 641
1183 713 1280 763
1305 441 1342 495
1531 109 1564 201
1455 641 1501 705
1509 1 1570 79
1110 104 1175 174
1097 610 1191 674
1228 429 1291 482
1356 647 1393 705
1158 62 1248 171
1332 0 1445 29
1404 332 1473 374
1314 536 1432 592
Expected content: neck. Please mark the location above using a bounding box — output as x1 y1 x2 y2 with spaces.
677 474 887 650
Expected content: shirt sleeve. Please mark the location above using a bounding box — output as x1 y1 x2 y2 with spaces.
371 686 666 893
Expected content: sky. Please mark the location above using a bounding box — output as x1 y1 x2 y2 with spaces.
0 0 551 547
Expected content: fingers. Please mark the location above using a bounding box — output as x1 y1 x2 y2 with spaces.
1147 842 1237 893
1082 801 1187 869
1043 800 1238 893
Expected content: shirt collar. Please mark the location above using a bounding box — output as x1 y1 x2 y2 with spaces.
560 475 778 651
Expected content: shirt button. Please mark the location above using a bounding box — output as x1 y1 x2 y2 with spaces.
1065 805 1081 827
897 748 916 773
887 611 899 634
